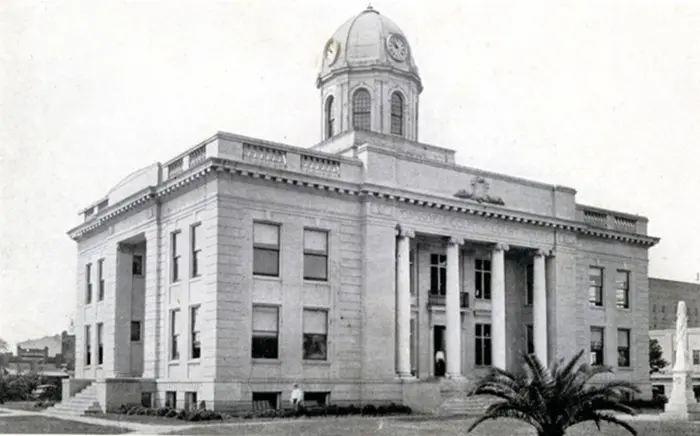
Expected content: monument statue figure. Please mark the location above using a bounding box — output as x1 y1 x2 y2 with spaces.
674 301 689 371
662 300 699 420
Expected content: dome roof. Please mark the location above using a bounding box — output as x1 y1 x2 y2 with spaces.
318 6 420 84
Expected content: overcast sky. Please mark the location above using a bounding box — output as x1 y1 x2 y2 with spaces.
1 0 699 348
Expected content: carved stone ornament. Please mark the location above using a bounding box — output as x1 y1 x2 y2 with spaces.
453 176 505 206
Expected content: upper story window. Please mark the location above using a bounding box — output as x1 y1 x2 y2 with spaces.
589 266 603 307
590 327 604 365
390 92 404 136
98 259 105 301
303 229 328 281
429 254 446 296
190 305 201 360
253 222 280 277
171 231 181 282
616 270 630 309
475 259 492 300
525 264 533 305
191 223 202 278
352 89 371 131
325 96 335 139
85 263 92 304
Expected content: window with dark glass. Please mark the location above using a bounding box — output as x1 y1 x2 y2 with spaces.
475 259 492 300
171 231 181 282
252 392 279 410
475 323 492 366
185 392 198 411
133 254 143 276
325 96 335 139
252 306 279 359
390 92 404 136
190 305 201 359
170 309 180 360
304 392 330 406
430 254 447 296
693 350 700 366
616 270 630 309
352 89 371 131
525 264 533 305
526 324 534 355
589 267 603 307
303 309 328 361
85 263 92 304
165 391 177 408
253 222 280 277
131 321 141 342
85 325 91 366
590 327 604 365
617 329 630 367
303 229 328 281
98 259 105 301
97 323 103 365
191 224 201 278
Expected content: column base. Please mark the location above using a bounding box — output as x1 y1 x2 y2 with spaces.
396 371 417 381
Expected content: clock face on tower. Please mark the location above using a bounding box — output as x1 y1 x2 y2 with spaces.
324 39 340 66
386 33 409 62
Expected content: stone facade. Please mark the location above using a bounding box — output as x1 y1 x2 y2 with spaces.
66 6 660 412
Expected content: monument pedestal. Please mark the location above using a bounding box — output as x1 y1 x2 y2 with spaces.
661 370 700 421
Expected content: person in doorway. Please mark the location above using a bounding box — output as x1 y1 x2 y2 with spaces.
290 383 304 412
435 350 446 377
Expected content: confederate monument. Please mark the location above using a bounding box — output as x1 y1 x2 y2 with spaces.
662 301 700 420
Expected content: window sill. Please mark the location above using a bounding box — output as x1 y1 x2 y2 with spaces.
616 307 631 311
168 361 180 366
253 275 282 282
303 360 331 366
190 276 202 283
170 281 181 288
617 367 633 371
252 358 282 365
589 305 605 311
187 359 201 365
303 279 330 286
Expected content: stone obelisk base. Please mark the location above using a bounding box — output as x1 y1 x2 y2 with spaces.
661 371 700 421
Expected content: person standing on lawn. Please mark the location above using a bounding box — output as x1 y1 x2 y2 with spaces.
290 383 304 412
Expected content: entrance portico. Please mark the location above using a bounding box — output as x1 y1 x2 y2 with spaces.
395 226 551 379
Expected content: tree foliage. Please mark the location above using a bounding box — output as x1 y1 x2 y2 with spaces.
649 339 668 374
467 350 640 436
0 337 8 353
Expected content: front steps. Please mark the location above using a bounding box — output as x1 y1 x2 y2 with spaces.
436 378 498 416
45 383 102 416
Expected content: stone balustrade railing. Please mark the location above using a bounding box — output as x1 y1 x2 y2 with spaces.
577 206 646 235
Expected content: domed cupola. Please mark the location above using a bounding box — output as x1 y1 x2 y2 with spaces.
316 5 423 142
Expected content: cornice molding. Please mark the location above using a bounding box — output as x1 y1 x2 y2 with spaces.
67 158 661 247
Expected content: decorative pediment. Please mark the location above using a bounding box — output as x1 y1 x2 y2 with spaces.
454 176 505 206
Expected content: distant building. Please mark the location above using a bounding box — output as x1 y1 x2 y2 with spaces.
649 326 700 400
17 334 63 357
649 278 700 330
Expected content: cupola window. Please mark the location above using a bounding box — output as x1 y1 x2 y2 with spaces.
390 92 404 136
352 89 371 131
325 96 335 139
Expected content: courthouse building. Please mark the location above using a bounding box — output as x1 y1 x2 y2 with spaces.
66 6 660 412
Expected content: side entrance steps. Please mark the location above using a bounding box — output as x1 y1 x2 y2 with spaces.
436 378 499 416
45 383 102 416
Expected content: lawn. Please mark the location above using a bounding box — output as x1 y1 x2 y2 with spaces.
165 415 700 436
0 415 131 434
0 401 39 411
96 412 199 426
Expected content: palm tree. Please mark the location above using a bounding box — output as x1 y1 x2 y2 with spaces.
467 350 640 436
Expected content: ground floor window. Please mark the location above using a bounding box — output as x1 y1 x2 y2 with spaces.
304 391 329 406
617 329 630 367
475 323 492 366
184 392 198 411
165 391 176 408
141 392 153 408
252 392 279 410
693 350 700 366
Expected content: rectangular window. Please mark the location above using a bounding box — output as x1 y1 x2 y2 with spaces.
252 392 279 410
617 329 630 367
130 321 141 342
475 259 492 300
252 306 279 359
693 350 700 366
303 309 328 361
526 324 534 355
616 270 630 309
589 267 603 307
253 222 280 277
170 309 180 360
303 229 328 281
85 263 93 304
132 254 143 276
525 264 533 305
165 391 177 408
190 305 201 359
590 327 604 365
171 231 181 282
98 259 105 301
304 392 330 406
475 323 492 366
185 392 198 411
429 254 447 296
97 323 104 365
191 224 201 278
141 392 153 408
85 325 91 366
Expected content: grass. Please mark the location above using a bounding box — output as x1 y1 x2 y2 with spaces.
0 401 39 411
96 412 200 426
165 415 700 435
0 415 131 434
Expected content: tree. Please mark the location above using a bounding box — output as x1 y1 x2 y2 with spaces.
649 339 668 374
0 337 7 353
466 350 639 436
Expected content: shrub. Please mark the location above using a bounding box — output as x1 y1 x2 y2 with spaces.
377 405 389 416
347 404 359 415
176 409 187 420
361 404 377 416
166 409 178 418
156 407 170 417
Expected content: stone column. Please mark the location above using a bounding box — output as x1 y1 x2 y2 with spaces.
491 243 509 370
446 237 464 378
396 227 414 379
533 249 548 365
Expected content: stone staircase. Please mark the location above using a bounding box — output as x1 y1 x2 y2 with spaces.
437 378 499 416
45 383 102 416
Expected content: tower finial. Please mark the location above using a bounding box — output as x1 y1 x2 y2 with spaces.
367 3 373 10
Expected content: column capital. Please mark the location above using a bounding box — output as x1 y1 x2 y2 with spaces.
533 248 550 258
493 243 509 252
448 236 464 246
395 225 415 239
